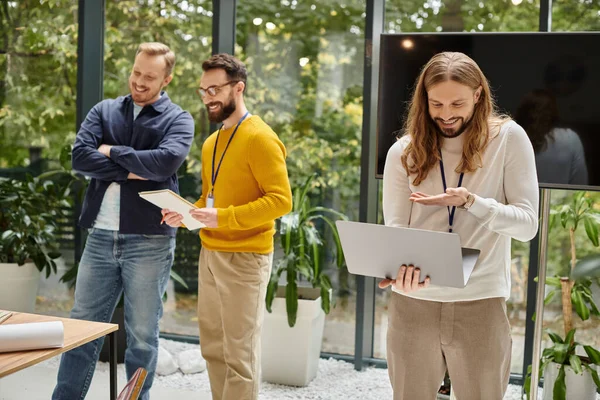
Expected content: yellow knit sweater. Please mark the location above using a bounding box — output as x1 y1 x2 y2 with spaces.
194 115 292 253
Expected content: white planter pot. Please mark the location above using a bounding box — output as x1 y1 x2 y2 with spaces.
0 262 40 313
543 361 598 400
261 286 326 387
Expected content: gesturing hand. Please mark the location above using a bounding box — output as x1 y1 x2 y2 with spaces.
409 187 470 207
378 264 431 293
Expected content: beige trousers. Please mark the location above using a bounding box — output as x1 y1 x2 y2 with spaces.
386 293 512 400
197 248 272 400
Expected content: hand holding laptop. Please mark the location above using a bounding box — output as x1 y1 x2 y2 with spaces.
378 264 431 293
336 221 480 289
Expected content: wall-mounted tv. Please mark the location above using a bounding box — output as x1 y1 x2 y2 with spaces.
376 32 600 191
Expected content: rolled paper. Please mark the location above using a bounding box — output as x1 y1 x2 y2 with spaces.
0 321 64 353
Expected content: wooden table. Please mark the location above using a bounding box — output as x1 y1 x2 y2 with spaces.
0 312 119 399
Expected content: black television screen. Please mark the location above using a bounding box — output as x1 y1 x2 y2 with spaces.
376 32 600 191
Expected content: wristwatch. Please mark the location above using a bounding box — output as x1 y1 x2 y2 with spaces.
458 193 475 210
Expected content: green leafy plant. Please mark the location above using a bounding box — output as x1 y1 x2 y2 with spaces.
524 192 600 399
265 174 348 327
524 329 600 399
0 175 70 277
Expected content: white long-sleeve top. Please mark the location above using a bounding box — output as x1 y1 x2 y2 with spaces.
382 120 539 302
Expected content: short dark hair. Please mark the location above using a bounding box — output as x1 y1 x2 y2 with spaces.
202 53 247 92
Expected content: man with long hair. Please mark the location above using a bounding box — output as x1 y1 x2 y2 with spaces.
162 53 292 400
380 52 539 399
52 43 194 399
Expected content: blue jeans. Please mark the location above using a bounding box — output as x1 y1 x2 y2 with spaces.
52 228 175 400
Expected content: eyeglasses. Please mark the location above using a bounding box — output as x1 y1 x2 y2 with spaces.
196 81 239 98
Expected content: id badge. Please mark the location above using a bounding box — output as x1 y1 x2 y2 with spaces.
207 194 214 208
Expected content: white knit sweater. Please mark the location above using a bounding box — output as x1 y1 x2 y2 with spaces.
382 120 539 302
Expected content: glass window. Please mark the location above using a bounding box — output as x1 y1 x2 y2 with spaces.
551 0 600 32
103 1 213 336
537 2 600 388
0 1 78 168
385 0 539 33
237 0 366 356
0 1 79 317
542 190 600 350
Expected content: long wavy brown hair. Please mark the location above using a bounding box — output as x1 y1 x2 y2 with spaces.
400 52 510 186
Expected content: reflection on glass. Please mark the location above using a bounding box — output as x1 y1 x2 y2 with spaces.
515 89 588 186
103 1 213 337
237 1 365 356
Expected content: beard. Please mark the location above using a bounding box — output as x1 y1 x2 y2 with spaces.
206 94 236 123
130 82 162 106
433 115 473 138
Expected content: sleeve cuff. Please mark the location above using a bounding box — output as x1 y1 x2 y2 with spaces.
216 207 230 228
467 194 494 219
109 145 125 161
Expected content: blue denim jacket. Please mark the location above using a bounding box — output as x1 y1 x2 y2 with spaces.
72 92 194 236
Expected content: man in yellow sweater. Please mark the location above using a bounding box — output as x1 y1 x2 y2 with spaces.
162 53 292 400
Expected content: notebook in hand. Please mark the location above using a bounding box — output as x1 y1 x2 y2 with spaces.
139 189 205 231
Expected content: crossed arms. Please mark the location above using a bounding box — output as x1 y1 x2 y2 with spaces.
72 104 194 182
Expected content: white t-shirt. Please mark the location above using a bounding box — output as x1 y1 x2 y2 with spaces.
94 103 144 230
382 120 539 302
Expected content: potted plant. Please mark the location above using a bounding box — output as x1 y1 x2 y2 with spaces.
0 174 70 312
525 191 600 400
262 174 347 386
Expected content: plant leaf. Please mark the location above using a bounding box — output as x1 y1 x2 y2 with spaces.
564 329 576 347
544 290 556 305
583 345 600 365
569 354 583 374
552 343 570 364
545 276 562 288
572 255 600 280
547 331 564 344
583 215 599 247
553 365 567 400
169 269 188 289
572 290 590 321
320 285 331 314
265 278 277 313
585 365 600 390
285 281 298 328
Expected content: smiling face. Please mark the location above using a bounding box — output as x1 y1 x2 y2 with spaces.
128 52 172 107
199 68 240 123
427 80 481 138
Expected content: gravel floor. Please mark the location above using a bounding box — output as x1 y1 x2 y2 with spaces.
42 338 599 399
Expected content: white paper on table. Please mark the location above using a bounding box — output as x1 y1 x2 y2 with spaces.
139 189 206 231
0 321 64 353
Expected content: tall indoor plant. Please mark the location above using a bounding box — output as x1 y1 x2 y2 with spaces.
265 174 348 327
525 192 600 399
262 174 347 386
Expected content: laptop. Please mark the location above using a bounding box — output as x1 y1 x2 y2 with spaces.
336 220 480 288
